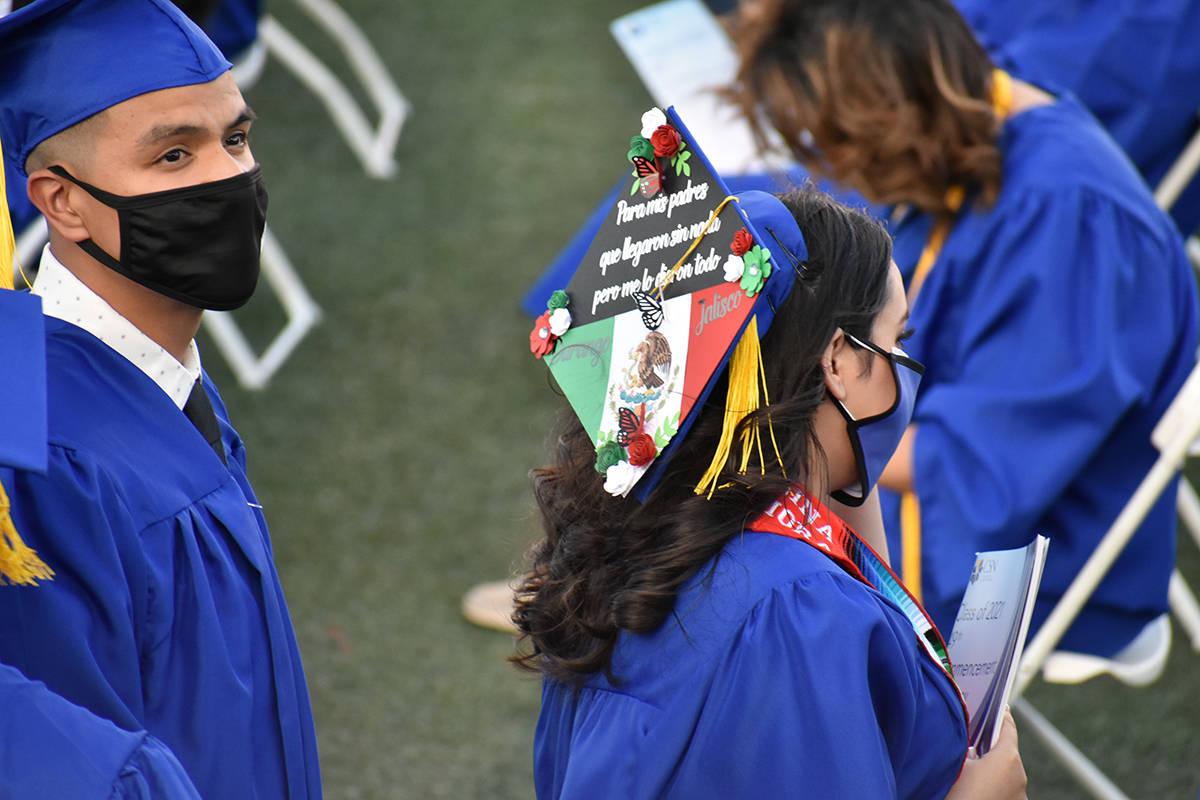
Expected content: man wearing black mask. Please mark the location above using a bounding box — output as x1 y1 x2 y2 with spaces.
0 0 321 796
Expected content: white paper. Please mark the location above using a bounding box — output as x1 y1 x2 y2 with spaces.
610 0 789 176
947 535 1049 756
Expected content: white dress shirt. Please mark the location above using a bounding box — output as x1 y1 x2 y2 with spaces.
33 245 201 410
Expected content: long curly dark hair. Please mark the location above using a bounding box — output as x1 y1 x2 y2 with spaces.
725 0 1003 219
512 188 894 686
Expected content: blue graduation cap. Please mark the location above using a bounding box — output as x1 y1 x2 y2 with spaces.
0 0 230 185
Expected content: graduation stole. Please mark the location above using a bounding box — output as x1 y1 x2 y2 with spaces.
745 485 953 679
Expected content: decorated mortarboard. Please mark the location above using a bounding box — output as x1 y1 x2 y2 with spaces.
0 0 230 188
530 106 807 501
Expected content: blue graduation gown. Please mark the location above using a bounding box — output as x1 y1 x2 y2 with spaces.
535 532 967 799
880 93 1199 657
0 293 199 797
0 318 322 799
954 0 1200 233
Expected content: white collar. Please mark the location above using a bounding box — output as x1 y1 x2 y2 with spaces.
33 245 202 410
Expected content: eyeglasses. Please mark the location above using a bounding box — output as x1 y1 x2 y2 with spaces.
845 332 924 375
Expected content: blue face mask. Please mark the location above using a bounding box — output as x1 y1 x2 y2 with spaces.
830 332 924 507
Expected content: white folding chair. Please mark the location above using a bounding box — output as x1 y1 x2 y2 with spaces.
13 218 321 391
1153 113 1200 647
259 0 410 180
1010 359 1200 800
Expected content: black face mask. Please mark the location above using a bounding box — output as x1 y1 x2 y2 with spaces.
49 165 268 311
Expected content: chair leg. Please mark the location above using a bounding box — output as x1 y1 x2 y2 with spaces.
1177 477 1200 549
1169 570 1200 651
1011 697 1131 800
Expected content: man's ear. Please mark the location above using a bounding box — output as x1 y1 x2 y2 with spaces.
822 328 850 401
26 169 90 243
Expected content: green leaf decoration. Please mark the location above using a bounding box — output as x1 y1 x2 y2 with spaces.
672 148 692 177
630 178 640 196
653 410 682 448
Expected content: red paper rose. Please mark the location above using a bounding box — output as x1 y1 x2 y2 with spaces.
530 312 556 359
626 432 657 467
731 228 754 256
650 124 681 158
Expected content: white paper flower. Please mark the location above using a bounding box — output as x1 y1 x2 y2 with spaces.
640 107 668 138
604 459 644 497
548 307 572 336
723 254 745 282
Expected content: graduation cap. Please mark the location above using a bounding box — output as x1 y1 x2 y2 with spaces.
0 0 230 186
529 107 807 501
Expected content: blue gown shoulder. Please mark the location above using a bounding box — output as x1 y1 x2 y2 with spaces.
535 533 966 799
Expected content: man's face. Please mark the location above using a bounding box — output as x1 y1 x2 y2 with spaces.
61 71 256 258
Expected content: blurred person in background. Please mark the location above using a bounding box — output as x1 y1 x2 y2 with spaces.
953 0 1200 235
726 0 1198 659
0 0 321 796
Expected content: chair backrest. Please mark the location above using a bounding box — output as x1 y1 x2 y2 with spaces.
1015 357 1200 696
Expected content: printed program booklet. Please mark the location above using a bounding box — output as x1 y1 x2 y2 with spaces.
946 535 1049 756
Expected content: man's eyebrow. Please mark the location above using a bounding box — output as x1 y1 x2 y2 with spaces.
229 106 257 129
138 122 207 148
137 107 257 148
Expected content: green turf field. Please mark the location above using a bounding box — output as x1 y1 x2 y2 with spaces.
204 1 1200 796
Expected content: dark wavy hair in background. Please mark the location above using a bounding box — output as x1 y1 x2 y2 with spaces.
511 188 893 686
725 0 1003 219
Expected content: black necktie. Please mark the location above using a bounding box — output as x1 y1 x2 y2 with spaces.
183 379 227 465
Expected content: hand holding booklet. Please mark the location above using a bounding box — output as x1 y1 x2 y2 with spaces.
946 535 1049 756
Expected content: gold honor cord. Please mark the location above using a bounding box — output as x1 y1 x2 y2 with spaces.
900 69 1015 598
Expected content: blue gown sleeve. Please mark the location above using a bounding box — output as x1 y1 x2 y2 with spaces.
664 571 965 799
0 660 200 799
0 452 150 734
907 185 1193 620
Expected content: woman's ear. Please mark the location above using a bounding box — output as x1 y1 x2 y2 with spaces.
822 328 849 401
26 169 91 243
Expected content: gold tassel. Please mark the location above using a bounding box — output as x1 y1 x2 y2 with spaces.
1 134 16 290
695 316 784 498
0 481 54 586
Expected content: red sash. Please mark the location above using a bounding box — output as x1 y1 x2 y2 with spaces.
745 486 957 682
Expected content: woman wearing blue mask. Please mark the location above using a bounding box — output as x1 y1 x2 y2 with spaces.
514 188 1026 799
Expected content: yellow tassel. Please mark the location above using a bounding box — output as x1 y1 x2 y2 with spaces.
0 134 17 291
695 316 784 498
0 481 54 586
